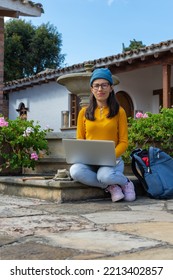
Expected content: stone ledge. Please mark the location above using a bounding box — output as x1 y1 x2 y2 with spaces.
0 176 145 203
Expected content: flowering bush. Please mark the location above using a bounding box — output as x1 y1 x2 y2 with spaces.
123 108 173 164
0 116 51 171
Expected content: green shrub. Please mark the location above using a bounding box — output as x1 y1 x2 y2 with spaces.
123 108 173 164
0 116 52 171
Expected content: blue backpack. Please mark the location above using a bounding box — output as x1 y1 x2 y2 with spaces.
131 146 173 199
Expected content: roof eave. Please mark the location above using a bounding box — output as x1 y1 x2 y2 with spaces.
3 39 173 93
0 0 43 18
91 42 173 68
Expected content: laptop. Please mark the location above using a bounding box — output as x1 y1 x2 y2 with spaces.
62 139 117 166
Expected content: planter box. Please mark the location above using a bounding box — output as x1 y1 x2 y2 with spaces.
0 167 22 176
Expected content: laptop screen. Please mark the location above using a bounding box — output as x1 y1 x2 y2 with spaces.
62 139 117 166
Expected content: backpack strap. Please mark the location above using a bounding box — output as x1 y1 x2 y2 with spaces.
131 154 149 192
149 146 160 164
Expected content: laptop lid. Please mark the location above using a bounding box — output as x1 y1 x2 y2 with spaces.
62 139 116 166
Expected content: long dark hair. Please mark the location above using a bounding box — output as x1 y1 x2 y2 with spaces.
85 90 120 121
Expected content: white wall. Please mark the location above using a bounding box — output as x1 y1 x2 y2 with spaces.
115 65 172 114
9 82 69 132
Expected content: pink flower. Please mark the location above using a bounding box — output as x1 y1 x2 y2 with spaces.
30 152 38 161
135 112 148 119
143 113 148 118
0 117 8 127
136 112 144 119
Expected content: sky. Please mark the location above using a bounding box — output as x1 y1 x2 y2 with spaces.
9 0 173 66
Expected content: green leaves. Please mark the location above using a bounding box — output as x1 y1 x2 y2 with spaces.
122 39 146 52
4 20 66 81
0 117 50 170
123 108 173 164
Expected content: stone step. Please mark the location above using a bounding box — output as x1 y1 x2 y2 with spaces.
23 159 133 176
0 175 146 203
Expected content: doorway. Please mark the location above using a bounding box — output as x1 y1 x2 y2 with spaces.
116 91 134 118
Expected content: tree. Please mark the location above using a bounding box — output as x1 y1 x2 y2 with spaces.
122 39 146 52
4 19 66 81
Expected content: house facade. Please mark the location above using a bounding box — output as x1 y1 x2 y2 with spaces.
3 39 173 132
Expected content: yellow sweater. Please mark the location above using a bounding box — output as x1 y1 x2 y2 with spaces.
76 106 128 158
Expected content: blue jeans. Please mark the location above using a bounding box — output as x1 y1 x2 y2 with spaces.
69 159 127 189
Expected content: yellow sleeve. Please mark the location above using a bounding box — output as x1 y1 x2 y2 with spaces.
76 107 86 139
115 107 128 158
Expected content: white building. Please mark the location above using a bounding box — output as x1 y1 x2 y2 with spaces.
4 39 173 132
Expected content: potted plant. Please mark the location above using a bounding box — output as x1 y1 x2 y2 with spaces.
123 108 173 164
0 116 50 174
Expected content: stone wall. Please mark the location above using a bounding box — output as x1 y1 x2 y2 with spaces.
0 18 5 115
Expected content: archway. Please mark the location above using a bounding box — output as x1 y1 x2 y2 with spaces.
116 91 134 118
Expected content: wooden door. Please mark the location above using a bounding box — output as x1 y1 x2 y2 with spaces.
116 91 134 118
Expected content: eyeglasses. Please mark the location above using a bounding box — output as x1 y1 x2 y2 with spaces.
92 82 110 90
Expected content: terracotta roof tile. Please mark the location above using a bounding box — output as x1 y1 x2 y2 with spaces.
3 39 173 92
13 0 44 12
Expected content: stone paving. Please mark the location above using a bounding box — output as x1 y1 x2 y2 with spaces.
0 194 173 260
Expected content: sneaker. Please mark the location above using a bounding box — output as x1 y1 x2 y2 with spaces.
121 180 136 201
106 185 124 202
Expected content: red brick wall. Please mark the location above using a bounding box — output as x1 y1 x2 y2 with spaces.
0 17 4 116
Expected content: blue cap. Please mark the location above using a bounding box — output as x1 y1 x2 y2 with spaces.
90 68 113 86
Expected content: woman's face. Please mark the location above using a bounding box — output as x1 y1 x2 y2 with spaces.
91 79 113 104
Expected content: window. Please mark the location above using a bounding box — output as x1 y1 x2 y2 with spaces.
153 88 173 108
70 94 80 127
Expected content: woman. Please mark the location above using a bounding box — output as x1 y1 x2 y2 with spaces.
70 68 136 202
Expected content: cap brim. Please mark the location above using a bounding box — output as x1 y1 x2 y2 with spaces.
112 75 119 85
